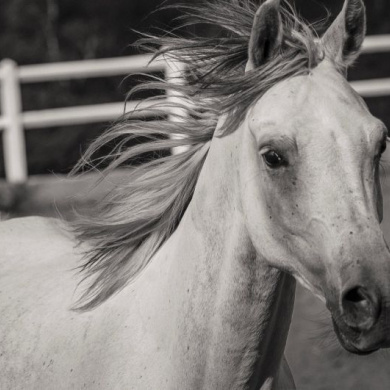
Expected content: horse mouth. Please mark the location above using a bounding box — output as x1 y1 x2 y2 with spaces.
344 346 379 356
331 318 383 355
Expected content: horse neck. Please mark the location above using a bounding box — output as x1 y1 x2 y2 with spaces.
160 126 296 389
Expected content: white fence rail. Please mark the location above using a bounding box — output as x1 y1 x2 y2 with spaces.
0 54 182 183
1 35 390 183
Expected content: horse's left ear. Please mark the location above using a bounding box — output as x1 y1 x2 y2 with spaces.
321 0 366 70
246 0 283 72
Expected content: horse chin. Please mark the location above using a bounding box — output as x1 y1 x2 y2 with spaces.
331 318 382 355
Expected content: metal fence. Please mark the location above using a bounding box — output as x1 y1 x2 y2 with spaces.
0 35 389 183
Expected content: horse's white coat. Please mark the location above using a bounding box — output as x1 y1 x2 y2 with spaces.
2 0 390 388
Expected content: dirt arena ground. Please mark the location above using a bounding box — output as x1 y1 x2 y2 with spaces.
2 166 390 389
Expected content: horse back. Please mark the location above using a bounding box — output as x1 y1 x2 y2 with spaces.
0 217 91 389
0 215 75 261
0 216 150 389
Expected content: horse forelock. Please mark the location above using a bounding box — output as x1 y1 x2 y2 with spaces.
71 0 325 311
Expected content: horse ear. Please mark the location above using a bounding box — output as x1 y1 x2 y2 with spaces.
246 0 283 72
321 0 366 70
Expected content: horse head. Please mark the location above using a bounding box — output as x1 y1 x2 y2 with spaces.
240 0 390 355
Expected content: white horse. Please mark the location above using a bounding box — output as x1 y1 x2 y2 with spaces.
1 0 389 389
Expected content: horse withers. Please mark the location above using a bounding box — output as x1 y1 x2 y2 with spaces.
1 0 389 389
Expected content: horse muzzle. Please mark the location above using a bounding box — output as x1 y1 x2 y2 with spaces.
328 284 390 354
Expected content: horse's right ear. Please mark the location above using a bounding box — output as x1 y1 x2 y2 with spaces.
321 0 366 71
246 0 283 72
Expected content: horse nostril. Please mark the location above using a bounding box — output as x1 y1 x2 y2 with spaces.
344 287 367 304
341 286 380 331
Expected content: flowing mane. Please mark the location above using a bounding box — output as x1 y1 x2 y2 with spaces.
72 0 323 311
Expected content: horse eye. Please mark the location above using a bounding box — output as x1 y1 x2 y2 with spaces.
262 150 286 168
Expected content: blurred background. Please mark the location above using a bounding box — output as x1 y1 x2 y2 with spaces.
0 0 389 388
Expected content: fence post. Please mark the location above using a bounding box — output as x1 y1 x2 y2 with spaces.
0 59 28 183
165 55 187 155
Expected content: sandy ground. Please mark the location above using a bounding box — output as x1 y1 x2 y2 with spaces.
2 168 390 389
